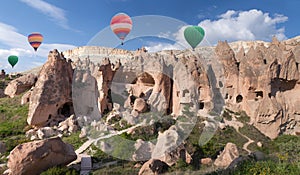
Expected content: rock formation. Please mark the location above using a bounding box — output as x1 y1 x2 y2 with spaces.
0 69 5 79
214 142 239 168
25 36 300 139
138 159 169 175
0 141 6 154
214 37 300 139
96 58 121 114
6 137 76 175
27 50 73 127
4 73 37 98
64 38 300 139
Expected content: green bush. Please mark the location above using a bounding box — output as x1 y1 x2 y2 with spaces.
235 111 250 123
200 126 248 158
272 135 300 163
40 166 79 175
222 110 232 121
230 160 300 175
62 131 88 150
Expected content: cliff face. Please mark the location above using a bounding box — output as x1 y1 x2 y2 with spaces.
214 37 300 139
26 36 300 138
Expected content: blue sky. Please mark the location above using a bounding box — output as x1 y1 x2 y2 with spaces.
0 0 299 73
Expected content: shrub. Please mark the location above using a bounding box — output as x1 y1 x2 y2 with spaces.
62 131 88 150
40 166 79 175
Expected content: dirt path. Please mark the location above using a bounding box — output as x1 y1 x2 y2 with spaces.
223 116 254 154
76 122 145 155
69 122 145 166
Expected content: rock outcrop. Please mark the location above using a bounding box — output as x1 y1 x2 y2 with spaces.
0 141 6 154
138 159 169 175
213 37 300 138
27 50 74 127
214 142 239 168
6 137 76 175
4 73 37 98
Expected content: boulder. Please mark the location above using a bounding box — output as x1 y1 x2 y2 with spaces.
58 114 78 133
132 139 155 161
152 126 192 166
200 158 212 165
7 137 76 175
214 142 239 168
0 89 6 98
21 90 31 105
4 73 37 98
138 159 169 175
0 141 6 154
133 98 148 113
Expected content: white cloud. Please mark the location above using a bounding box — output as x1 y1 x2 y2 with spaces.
20 0 70 29
199 9 288 45
0 22 29 48
146 9 289 52
0 22 76 73
219 10 237 19
145 42 184 53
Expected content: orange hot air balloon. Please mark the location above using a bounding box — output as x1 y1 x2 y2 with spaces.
110 13 132 45
28 32 43 51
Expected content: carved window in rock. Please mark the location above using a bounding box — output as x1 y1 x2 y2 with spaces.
236 95 243 103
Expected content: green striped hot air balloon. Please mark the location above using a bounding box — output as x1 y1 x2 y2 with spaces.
184 26 205 50
8 55 18 68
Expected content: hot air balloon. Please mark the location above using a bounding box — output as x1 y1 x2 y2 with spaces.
110 13 132 45
28 32 43 51
184 26 205 50
8 55 18 68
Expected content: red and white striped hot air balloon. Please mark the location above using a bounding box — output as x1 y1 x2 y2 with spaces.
110 13 132 45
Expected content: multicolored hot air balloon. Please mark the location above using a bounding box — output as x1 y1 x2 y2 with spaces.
8 55 18 68
28 32 43 51
110 13 132 45
184 26 205 50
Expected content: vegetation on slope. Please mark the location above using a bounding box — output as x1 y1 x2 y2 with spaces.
0 94 29 159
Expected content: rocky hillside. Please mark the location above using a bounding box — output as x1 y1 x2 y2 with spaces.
1 36 300 174
62 36 300 139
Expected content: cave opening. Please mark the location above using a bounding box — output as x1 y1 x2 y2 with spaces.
255 91 263 98
263 59 267 64
57 102 74 118
236 62 240 71
236 95 243 103
132 72 155 86
199 101 204 110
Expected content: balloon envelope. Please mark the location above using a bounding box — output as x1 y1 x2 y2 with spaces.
184 26 205 49
8 55 18 68
110 13 132 43
28 32 43 51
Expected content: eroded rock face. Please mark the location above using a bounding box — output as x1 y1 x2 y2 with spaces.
216 37 300 138
7 137 76 175
32 36 300 140
96 58 120 114
4 73 37 98
214 142 239 168
27 50 73 127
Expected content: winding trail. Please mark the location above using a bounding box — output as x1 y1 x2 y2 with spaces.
223 116 254 154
